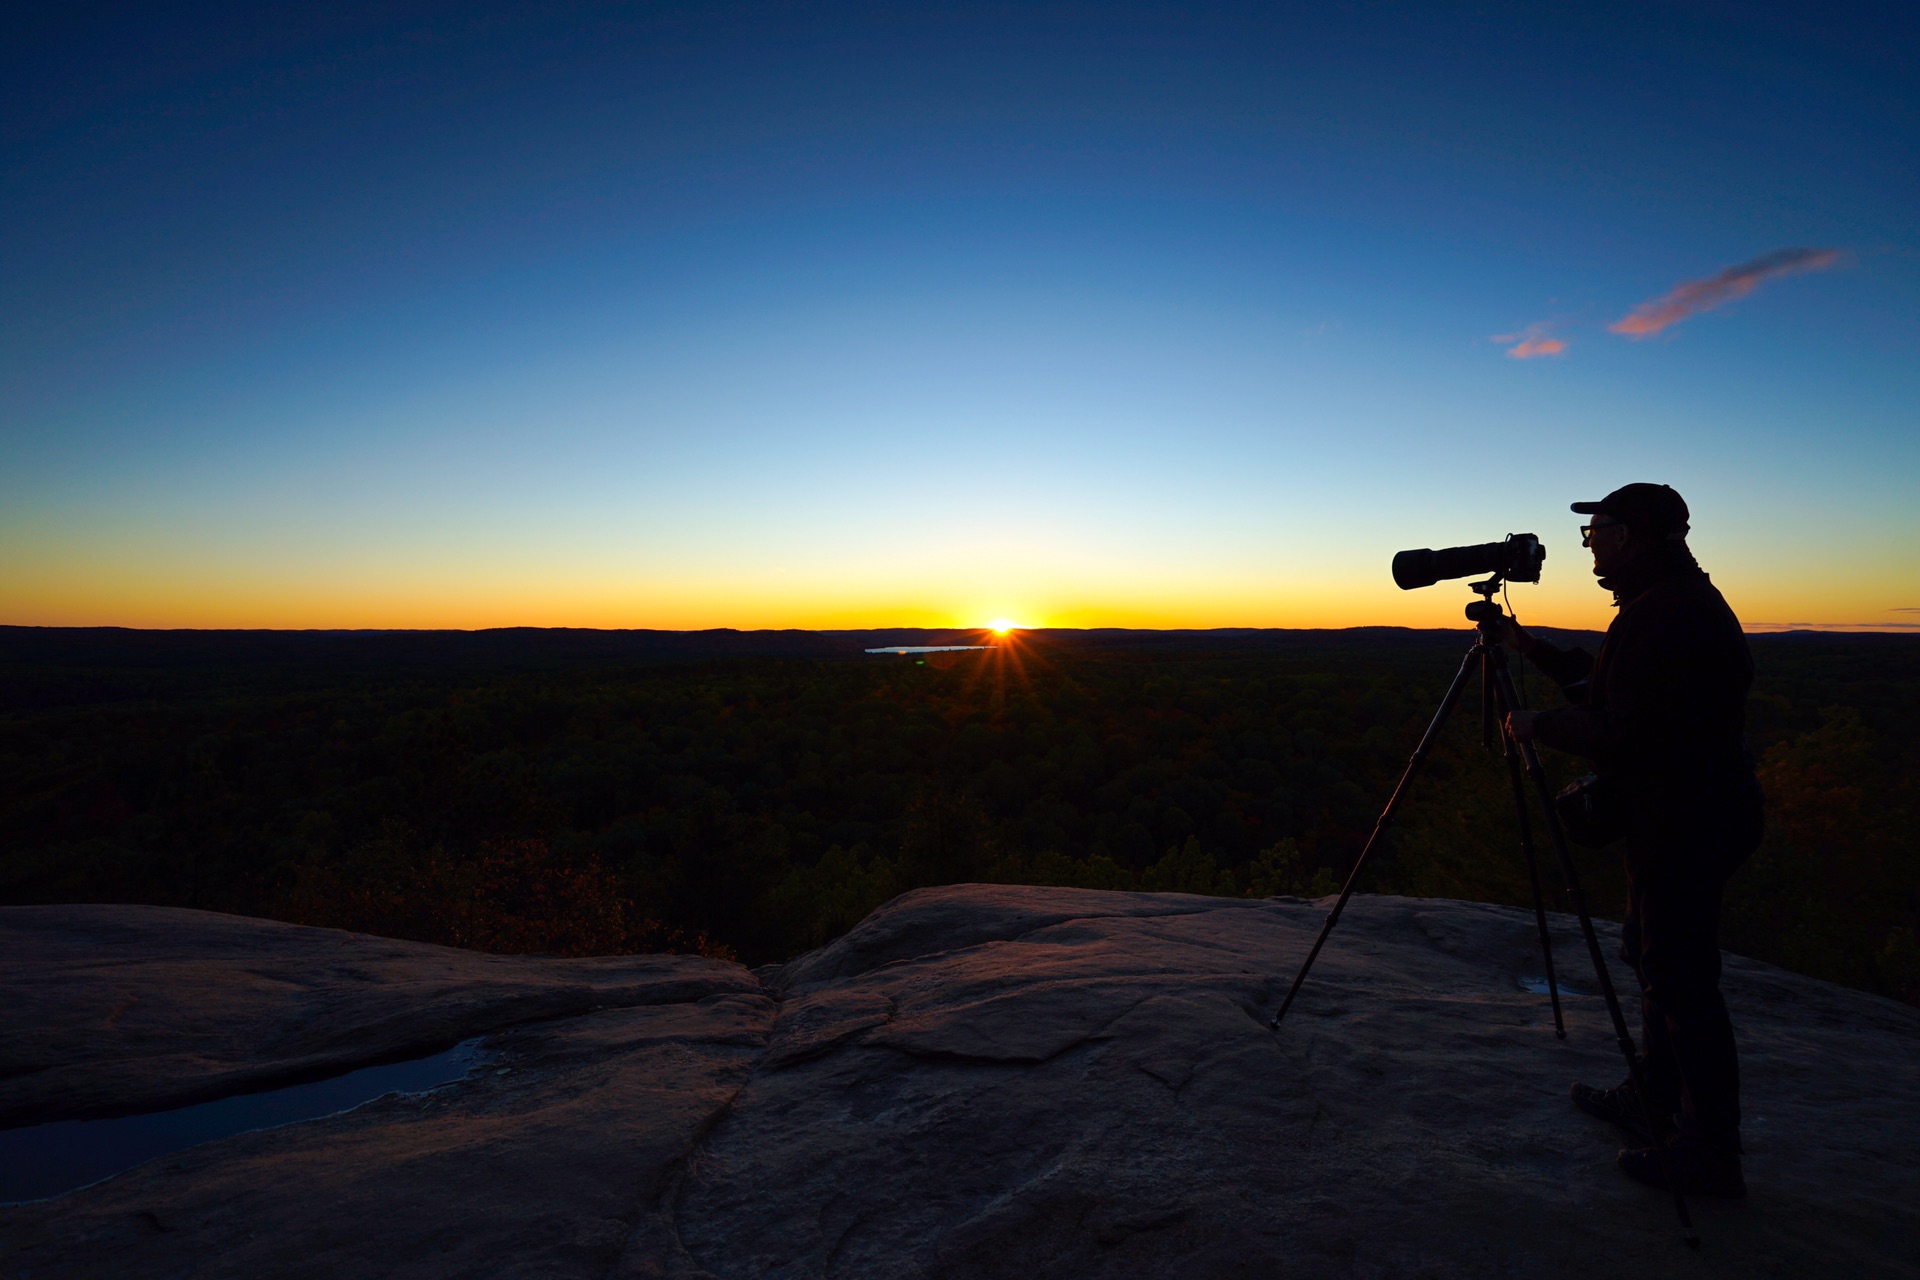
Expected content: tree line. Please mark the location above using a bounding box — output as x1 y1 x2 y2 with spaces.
2 629 1913 1005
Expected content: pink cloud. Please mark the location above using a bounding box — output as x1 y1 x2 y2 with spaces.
1505 335 1567 359
1610 247 1841 338
1493 323 1567 359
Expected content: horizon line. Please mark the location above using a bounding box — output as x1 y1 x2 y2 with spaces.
4 622 1915 637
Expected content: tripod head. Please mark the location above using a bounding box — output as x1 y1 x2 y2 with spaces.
1463 575 1507 634
1461 576 1513 750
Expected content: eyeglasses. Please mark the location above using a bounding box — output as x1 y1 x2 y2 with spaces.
1580 522 1625 548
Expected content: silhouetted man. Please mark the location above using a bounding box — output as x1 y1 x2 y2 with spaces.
1503 483 1762 1198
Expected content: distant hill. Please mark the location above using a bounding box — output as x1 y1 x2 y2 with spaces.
2 622 1617 694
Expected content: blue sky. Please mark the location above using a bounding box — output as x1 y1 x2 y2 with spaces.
4 1 1915 629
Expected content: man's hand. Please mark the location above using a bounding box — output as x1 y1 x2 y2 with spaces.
1499 614 1531 652
1507 709 1540 744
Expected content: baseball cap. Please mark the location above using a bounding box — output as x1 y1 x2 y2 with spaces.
1570 483 1690 538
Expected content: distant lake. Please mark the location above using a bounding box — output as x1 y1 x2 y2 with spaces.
864 646 989 654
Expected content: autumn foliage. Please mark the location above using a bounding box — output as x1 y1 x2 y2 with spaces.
2 628 1914 1004
278 834 734 960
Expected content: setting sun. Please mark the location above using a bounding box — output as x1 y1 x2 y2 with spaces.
988 618 1017 635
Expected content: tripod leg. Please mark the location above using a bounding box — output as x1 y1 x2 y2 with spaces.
1270 642 1484 1030
1485 656 1698 1248
1503 718 1566 1038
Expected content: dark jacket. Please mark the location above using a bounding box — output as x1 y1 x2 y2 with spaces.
1522 541 1761 836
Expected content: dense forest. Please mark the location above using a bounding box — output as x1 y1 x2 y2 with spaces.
2 625 1914 1007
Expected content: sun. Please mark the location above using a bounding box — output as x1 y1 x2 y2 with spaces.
987 618 1017 636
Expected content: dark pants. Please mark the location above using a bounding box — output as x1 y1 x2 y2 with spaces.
1621 827 1744 1155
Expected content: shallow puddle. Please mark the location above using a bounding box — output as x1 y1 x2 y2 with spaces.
0 1039 490 1204
1518 973 1589 997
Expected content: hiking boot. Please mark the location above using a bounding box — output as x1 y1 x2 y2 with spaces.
1570 1079 1675 1144
1617 1140 1747 1199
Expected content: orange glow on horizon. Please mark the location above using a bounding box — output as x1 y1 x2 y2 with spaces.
0 546 1907 635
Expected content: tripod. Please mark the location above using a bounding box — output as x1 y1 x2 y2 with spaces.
1268 575 1700 1247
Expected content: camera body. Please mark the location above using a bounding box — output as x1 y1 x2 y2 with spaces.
1392 533 1545 591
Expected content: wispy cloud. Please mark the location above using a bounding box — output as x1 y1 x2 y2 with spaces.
1610 247 1841 338
1493 322 1567 359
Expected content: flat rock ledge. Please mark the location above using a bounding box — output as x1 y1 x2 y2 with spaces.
2 887 1915 1278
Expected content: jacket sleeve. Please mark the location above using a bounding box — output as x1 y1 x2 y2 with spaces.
1533 701 1603 757
1520 633 1593 693
1533 595 1706 765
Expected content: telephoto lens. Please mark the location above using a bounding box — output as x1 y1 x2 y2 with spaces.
1392 533 1543 589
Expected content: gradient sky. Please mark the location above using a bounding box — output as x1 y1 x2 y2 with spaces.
5 1 1916 632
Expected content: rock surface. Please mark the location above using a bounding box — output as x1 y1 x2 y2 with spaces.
4 887 1917 1278
0 905 756 1127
